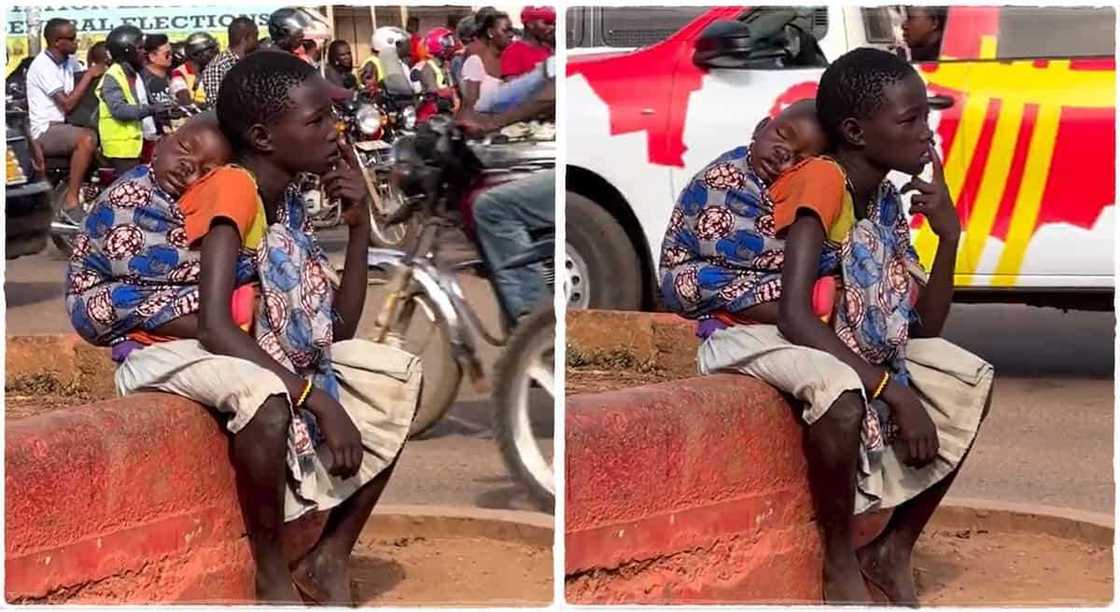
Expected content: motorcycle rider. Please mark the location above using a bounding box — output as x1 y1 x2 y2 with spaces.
200 16 259 108
63 42 109 132
325 40 359 90
416 27 456 97
268 7 331 64
459 79 555 321
141 34 175 135
25 17 103 213
99 25 173 174
501 6 555 79
170 32 219 108
361 26 418 97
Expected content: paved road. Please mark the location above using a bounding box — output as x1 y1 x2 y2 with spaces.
939 303 1114 516
5 229 554 515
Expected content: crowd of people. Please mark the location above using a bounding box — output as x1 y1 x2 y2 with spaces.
22 5 555 222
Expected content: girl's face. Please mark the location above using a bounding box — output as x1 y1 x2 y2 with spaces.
268 78 341 176
148 43 172 69
858 74 933 176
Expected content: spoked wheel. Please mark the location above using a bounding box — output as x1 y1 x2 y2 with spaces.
369 178 420 249
366 268 463 438
493 305 555 512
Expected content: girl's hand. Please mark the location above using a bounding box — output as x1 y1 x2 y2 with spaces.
305 388 364 478
882 381 939 468
902 144 960 242
322 137 371 230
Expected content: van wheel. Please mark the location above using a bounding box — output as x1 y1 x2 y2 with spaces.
565 191 642 311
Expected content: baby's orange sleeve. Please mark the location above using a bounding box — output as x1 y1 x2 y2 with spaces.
771 158 846 235
179 166 260 246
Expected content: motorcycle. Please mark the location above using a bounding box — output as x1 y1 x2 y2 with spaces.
365 117 556 510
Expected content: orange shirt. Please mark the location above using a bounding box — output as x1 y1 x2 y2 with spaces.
770 157 853 242
178 165 267 250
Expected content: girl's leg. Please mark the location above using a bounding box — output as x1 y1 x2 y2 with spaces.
231 395 299 602
805 390 871 603
857 394 993 606
291 456 401 604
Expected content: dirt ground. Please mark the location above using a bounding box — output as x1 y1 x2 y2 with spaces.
350 534 553 606
913 527 1112 605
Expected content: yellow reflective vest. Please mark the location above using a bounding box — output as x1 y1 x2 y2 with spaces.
96 63 143 159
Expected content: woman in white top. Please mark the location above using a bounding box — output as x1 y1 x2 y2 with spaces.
458 8 512 113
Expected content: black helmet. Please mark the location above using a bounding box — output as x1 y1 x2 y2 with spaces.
268 7 330 50
268 8 304 49
184 31 219 62
170 40 188 68
106 25 143 63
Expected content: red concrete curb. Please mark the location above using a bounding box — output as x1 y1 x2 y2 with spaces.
5 393 325 604
564 374 890 604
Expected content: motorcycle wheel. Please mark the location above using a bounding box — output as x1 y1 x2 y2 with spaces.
368 179 420 249
493 304 555 512
365 270 464 438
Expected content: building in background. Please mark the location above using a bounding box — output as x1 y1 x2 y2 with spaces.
6 5 530 75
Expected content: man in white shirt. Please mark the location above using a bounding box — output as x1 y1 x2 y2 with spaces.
25 18 103 212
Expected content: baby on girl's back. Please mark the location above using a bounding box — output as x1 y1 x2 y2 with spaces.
66 113 235 355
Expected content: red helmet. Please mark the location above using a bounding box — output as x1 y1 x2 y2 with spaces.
424 27 455 59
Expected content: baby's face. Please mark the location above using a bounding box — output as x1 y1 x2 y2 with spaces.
749 111 827 185
152 121 232 198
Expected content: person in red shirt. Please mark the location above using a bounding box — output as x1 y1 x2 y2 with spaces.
500 6 554 79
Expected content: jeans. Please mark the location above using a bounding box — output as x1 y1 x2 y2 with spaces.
473 169 555 319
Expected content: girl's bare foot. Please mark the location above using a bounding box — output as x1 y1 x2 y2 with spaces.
291 547 353 606
823 554 873 604
857 534 919 606
255 569 300 603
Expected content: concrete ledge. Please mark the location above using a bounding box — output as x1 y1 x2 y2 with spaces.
5 393 326 604
565 375 891 604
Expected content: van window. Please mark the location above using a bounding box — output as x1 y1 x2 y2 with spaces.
740 6 828 41
895 6 1115 62
600 7 712 48
567 6 586 48
862 7 900 44
996 6 1114 59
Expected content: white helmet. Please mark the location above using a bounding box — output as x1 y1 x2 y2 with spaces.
371 26 409 53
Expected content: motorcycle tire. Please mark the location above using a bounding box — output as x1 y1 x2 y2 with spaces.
368 180 421 250
493 304 555 512
373 290 463 439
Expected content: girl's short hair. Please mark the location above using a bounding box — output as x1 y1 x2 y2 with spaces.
216 50 317 150
816 47 917 145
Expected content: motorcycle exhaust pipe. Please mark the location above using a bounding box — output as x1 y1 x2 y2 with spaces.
51 221 81 236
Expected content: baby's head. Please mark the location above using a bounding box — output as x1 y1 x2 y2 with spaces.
151 113 232 198
749 99 828 185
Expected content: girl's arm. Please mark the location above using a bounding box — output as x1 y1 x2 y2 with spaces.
906 145 959 338
911 234 958 338
197 222 307 399
778 214 892 395
322 140 373 340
